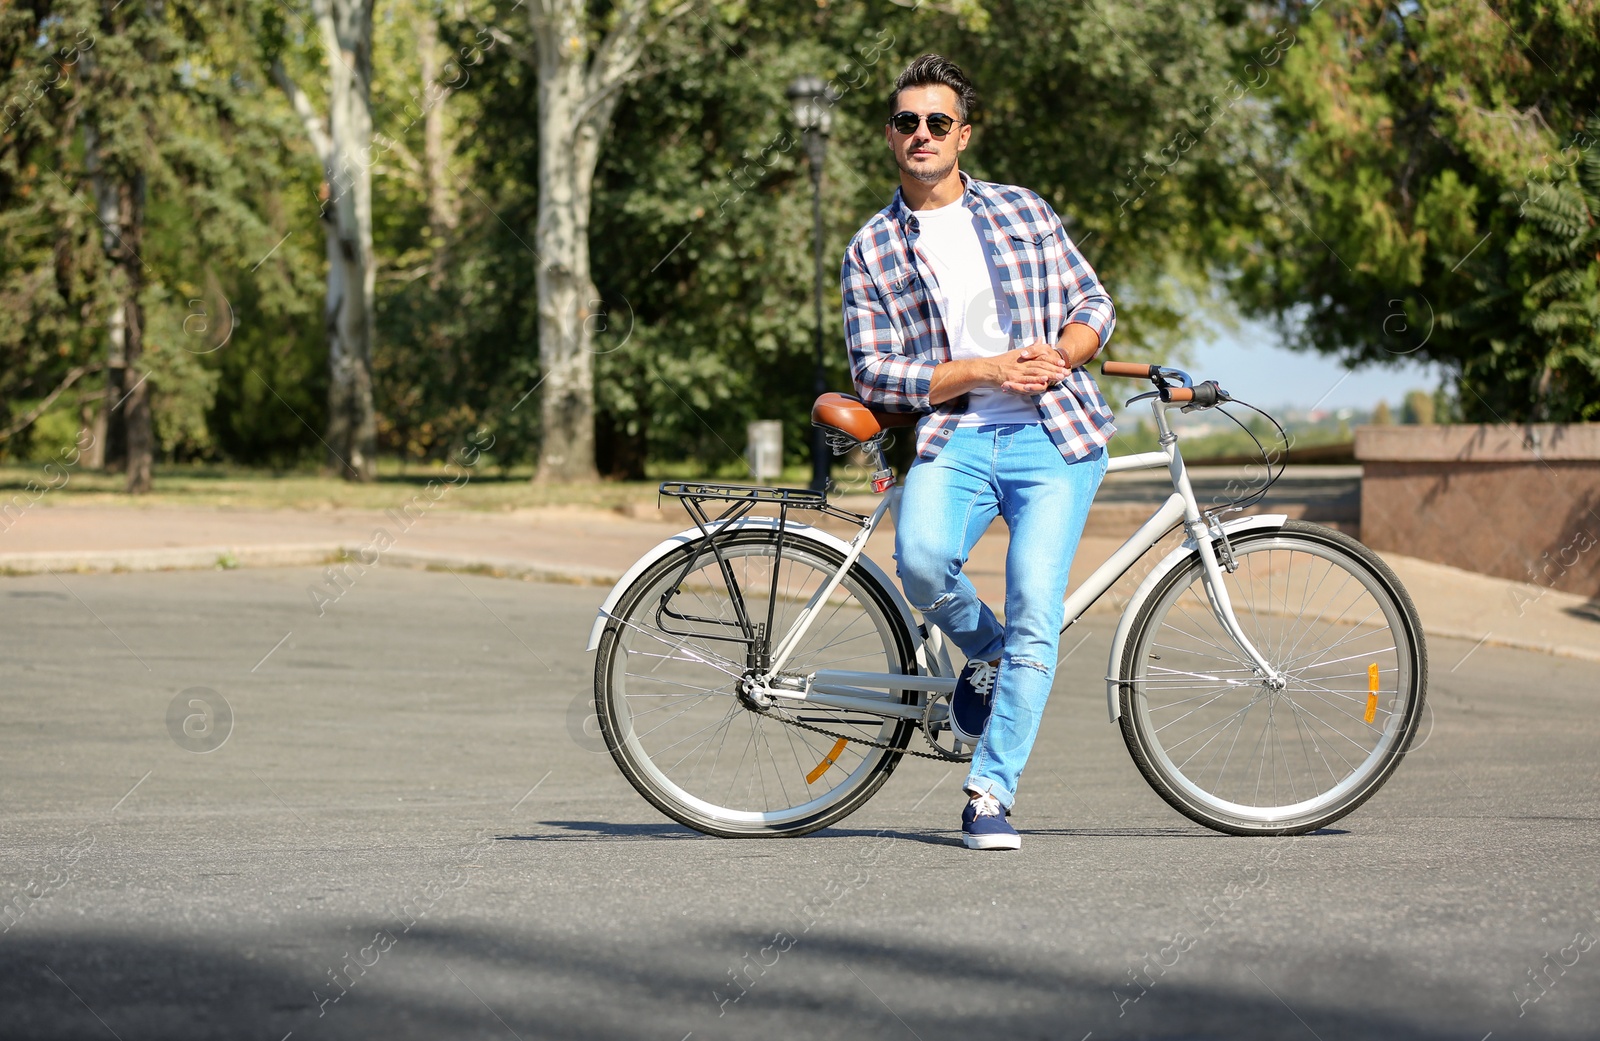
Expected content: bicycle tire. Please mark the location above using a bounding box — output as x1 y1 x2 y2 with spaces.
1118 520 1428 835
593 529 919 837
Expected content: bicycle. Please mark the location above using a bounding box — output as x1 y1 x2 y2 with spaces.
586 363 1428 838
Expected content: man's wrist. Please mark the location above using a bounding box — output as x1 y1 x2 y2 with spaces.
1055 324 1101 369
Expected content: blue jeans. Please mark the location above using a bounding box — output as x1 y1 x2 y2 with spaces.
894 423 1107 811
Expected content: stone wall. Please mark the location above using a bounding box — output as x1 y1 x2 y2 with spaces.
1355 424 1600 597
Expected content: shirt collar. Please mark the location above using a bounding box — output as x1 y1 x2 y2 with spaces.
891 170 977 234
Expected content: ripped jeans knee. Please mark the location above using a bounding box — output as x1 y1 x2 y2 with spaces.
911 590 958 613
1003 655 1050 675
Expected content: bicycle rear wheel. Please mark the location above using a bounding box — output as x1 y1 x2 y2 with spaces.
1118 520 1427 835
593 529 918 837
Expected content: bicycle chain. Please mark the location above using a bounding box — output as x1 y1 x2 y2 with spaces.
766 705 970 763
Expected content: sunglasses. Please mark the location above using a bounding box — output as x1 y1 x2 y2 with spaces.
888 110 962 137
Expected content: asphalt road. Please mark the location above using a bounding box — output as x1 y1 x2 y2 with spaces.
2 566 1598 1041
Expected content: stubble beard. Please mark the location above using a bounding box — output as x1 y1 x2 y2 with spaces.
896 148 956 185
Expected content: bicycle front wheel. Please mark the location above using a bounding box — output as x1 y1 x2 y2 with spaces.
1118 521 1427 835
593 529 918 837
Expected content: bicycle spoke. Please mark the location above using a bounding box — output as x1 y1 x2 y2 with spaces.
599 532 914 832
1123 529 1421 827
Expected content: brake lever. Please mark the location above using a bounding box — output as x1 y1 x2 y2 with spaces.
1125 391 1160 407
1179 381 1232 412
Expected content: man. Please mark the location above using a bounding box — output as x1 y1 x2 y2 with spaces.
840 54 1116 850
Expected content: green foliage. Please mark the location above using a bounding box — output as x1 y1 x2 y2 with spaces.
16 0 1594 483
367 0 544 471
0 0 328 465
0 0 104 455
1232 0 1600 421
1401 388 1434 425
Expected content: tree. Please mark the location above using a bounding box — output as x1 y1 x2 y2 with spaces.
1371 399 1392 425
1401 389 1434 425
0 0 103 460
273 0 380 480
3 0 330 476
1232 0 1600 422
82 2 188 492
487 0 693 482
3 0 185 492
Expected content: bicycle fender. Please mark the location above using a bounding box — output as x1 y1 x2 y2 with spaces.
584 518 923 661
1103 513 1288 722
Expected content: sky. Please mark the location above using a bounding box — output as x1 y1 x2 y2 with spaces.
1180 317 1445 414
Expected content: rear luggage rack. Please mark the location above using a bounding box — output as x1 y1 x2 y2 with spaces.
659 481 827 508
652 482 869 663
658 481 869 528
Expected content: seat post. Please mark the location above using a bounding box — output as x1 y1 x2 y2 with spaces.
868 438 894 493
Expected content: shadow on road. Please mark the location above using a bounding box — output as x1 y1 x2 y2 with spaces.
1 921 1581 1041
502 820 959 846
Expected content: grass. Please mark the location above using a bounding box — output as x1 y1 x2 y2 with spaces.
0 457 848 512
0 461 643 512
0 422 1352 513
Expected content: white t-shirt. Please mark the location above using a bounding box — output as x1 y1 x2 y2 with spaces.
911 198 1039 427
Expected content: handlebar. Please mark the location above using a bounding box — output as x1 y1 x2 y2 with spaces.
1165 382 1225 406
1099 362 1230 409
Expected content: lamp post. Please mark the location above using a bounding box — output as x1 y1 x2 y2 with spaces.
787 75 833 492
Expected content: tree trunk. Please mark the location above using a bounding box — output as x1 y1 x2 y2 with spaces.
118 174 152 493
418 13 457 289
85 121 149 489
86 123 126 473
513 0 674 479
99 300 127 473
315 0 378 481
532 6 601 483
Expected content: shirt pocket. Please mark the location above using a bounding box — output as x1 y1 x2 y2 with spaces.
1000 231 1048 286
993 233 1046 341
881 264 924 296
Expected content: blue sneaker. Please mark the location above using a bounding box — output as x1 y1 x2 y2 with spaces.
949 658 997 745
961 790 1020 850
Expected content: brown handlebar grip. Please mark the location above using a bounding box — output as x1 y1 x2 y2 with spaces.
1100 361 1157 378
1165 387 1195 402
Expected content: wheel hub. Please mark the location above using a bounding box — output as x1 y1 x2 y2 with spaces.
1263 673 1288 692
737 670 774 711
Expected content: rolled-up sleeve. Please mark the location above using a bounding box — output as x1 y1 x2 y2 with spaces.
841 239 937 411
1045 206 1115 356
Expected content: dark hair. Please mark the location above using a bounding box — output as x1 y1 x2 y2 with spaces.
890 54 977 123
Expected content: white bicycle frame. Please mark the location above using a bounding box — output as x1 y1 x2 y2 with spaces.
751 394 1288 724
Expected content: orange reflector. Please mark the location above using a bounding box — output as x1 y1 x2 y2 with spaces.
805 737 850 784
1364 662 1380 723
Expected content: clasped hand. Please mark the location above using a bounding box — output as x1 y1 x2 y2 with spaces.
996 343 1069 394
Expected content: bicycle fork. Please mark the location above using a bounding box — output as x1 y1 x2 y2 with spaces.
1186 516 1287 690
1157 403 1286 692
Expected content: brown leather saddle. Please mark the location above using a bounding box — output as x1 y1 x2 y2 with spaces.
809 392 923 445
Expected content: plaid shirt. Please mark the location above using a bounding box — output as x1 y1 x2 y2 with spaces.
841 171 1117 462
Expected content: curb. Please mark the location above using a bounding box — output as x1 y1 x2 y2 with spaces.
0 544 623 587
1421 624 1600 665
0 544 343 575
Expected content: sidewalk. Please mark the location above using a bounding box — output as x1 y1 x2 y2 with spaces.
5 495 1595 663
